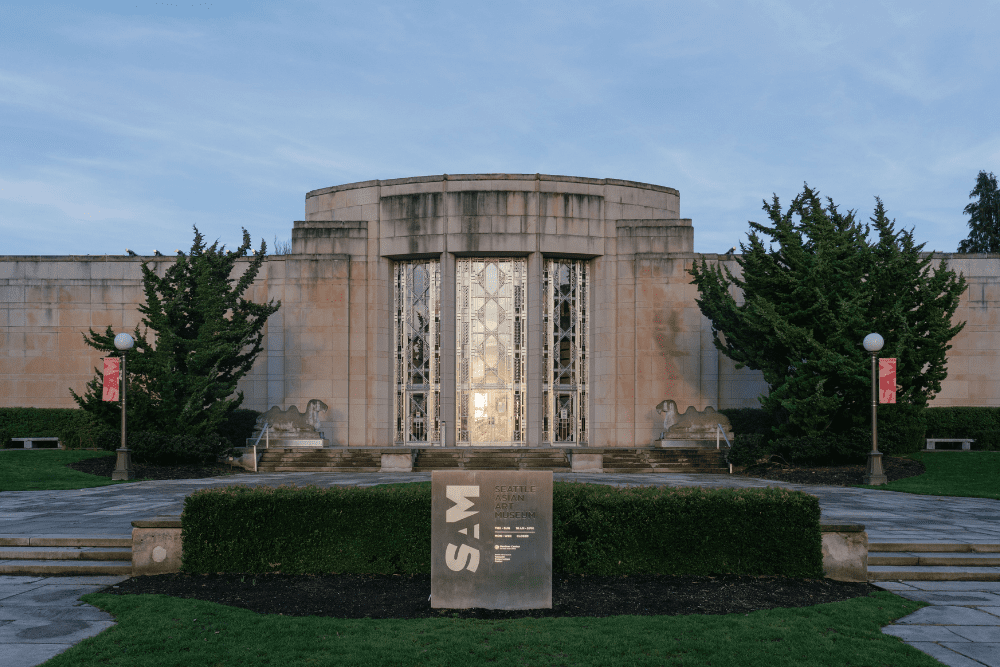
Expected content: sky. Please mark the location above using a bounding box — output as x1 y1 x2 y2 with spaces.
2 0 998 257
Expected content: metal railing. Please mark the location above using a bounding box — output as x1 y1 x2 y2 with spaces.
716 423 733 474
245 422 270 473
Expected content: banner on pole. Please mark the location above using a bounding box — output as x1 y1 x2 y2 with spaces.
879 358 896 404
102 358 120 402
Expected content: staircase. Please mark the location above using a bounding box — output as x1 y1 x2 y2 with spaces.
0 536 132 576
413 449 571 472
602 448 730 474
868 543 1000 581
257 448 383 472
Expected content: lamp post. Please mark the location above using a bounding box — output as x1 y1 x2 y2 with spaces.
112 333 135 481
862 333 887 486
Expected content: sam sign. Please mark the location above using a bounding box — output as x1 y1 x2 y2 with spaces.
431 470 552 610
102 357 120 402
879 358 896 404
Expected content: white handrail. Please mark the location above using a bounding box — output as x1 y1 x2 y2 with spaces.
715 423 732 449
251 422 270 449
716 423 733 475
246 422 270 473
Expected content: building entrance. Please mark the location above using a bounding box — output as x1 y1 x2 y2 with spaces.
455 258 527 446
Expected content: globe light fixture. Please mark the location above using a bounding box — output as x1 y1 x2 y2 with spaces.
112 332 135 481
863 333 884 353
114 333 134 351
862 333 887 486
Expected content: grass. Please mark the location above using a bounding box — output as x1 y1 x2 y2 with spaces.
858 450 1000 500
51 591 938 667
0 449 121 491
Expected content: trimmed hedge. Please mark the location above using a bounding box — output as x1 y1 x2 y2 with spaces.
181 482 823 578
722 404 933 463
0 407 111 450
925 407 1000 450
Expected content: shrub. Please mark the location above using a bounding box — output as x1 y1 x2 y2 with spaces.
718 407 782 437
925 407 1000 450
0 407 109 449
127 431 232 465
217 409 261 449
876 403 927 456
770 427 870 465
181 482 824 578
726 433 771 467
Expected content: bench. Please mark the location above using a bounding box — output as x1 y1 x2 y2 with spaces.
7 437 63 449
925 438 975 451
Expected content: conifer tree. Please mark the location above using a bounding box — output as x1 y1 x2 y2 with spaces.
957 170 1000 253
689 185 966 442
71 227 281 438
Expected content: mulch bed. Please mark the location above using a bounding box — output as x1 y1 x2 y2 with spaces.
67 455 252 481
74 454 916 618
735 455 925 486
100 572 879 620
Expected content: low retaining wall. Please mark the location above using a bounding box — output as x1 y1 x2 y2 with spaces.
132 516 869 582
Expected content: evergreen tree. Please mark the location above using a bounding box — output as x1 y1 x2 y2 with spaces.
957 170 1000 253
71 227 281 438
689 184 966 442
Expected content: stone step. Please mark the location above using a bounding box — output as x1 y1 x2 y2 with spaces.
868 567 1000 581
0 536 132 548
0 546 131 561
0 560 133 576
257 466 381 472
869 543 1000 553
867 543 1000 581
0 535 133 576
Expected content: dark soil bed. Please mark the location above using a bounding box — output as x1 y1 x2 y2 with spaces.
735 455 925 486
101 572 879 620
67 455 252 481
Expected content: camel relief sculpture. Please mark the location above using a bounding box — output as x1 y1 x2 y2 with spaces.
255 400 329 446
654 399 732 441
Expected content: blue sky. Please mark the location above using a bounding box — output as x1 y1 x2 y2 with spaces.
2 0 997 256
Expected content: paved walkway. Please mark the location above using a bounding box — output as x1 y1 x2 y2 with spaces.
1 471 998 666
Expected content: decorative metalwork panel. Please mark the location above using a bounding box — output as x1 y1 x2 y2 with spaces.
394 260 442 444
456 258 526 446
542 259 589 444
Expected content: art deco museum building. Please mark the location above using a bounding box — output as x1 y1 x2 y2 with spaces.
1 174 997 448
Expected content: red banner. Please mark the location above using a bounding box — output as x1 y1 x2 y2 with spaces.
879 358 896 404
102 358 120 402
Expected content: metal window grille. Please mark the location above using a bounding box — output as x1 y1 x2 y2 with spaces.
393 260 441 444
542 259 589 444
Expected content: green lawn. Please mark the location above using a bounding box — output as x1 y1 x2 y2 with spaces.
0 449 121 491
858 450 1000 499
52 591 938 667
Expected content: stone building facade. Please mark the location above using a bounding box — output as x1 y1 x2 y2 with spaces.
1 174 998 447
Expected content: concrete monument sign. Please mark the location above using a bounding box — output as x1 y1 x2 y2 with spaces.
431 470 552 609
